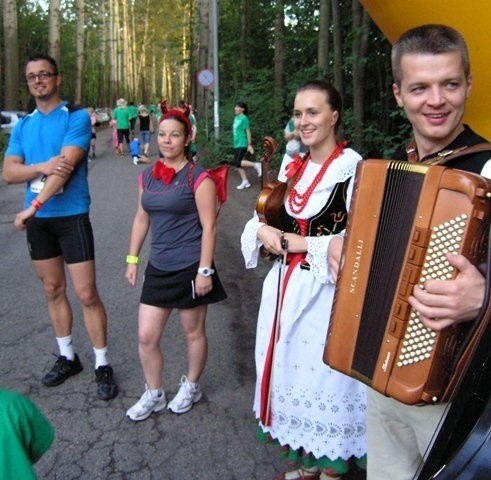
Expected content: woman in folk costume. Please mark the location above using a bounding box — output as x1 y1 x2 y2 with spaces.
241 80 366 480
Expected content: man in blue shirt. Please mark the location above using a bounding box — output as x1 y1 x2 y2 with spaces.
3 54 118 401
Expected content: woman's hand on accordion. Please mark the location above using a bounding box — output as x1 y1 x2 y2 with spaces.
328 235 344 281
408 253 485 331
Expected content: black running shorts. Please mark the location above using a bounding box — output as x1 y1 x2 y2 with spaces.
26 213 95 264
233 147 248 167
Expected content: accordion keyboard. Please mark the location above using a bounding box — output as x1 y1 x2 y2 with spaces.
397 214 468 367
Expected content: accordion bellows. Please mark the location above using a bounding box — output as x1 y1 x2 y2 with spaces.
324 159 491 405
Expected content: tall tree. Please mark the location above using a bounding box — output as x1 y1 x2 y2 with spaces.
318 0 330 77
273 0 285 113
74 0 84 104
99 1 109 107
239 0 249 83
331 0 343 97
121 0 130 99
350 0 370 150
136 0 151 102
48 0 61 65
108 0 119 106
196 0 211 116
2 0 19 110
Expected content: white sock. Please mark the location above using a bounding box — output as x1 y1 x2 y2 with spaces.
93 346 108 369
56 335 75 361
149 388 163 398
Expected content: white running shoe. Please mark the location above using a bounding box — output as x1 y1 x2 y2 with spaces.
254 162 262 177
167 376 202 414
126 387 167 421
236 181 251 190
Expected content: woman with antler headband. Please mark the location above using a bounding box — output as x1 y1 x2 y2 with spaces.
124 107 227 422
241 80 366 480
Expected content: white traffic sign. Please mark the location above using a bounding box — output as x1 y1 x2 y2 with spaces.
197 69 214 88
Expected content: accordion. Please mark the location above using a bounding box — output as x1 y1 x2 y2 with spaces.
323 159 491 405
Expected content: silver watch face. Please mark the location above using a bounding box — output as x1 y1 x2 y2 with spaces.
198 267 213 276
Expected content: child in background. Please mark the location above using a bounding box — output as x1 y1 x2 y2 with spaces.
130 136 141 165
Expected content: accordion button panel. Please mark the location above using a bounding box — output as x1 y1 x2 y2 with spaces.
398 214 469 368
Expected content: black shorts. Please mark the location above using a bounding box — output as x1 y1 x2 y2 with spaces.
117 129 130 145
233 147 248 167
140 262 227 309
26 214 95 264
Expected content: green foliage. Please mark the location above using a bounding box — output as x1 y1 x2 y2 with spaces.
2 0 410 160
343 107 412 158
213 0 406 161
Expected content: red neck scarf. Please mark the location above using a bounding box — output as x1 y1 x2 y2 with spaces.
153 161 177 184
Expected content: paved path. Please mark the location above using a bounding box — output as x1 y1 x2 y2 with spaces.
0 128 288 480
0 128 366 480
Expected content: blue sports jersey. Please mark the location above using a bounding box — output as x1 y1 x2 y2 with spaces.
6 101 91 217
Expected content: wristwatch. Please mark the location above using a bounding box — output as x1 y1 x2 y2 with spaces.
197 267 215 277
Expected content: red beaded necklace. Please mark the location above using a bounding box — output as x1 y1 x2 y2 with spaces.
288 142 344 215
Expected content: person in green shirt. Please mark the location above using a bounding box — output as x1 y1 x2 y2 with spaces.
127 101 138 134
0 389 55 480
112 98 131 156
233 101 262 189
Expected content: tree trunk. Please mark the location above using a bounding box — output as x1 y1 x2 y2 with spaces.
138 0 151 103
196 0 211 117
128 1 137 101
331 0 342 97
2 0 19 110
99 1 108 108
48 0 61 66
273 0 285 115
75 0 85 104
351 0 370 151
239 0 249 83
121 0 130 100
318 0 330 78
109 0 119 106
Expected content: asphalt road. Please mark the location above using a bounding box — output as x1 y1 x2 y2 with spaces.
0 127 366 480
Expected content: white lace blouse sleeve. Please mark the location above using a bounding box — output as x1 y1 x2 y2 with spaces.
305 236 329 284
241 211 265 269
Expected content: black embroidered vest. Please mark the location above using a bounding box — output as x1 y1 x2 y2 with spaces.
280 177 351 236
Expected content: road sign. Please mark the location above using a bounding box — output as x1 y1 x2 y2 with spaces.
197 69 214 88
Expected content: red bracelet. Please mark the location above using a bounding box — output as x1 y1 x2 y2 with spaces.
30 198 44 211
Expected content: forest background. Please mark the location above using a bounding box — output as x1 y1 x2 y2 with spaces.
1 0 412 166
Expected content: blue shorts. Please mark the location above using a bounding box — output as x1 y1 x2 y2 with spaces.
140 130 151 144
26 214 95 264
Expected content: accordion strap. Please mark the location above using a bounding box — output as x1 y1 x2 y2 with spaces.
405 141 491 165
